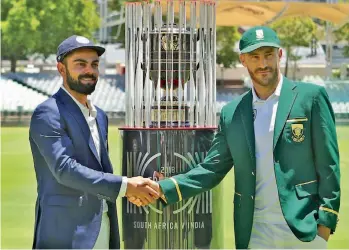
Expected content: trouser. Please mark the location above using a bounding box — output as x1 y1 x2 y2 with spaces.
248 222 327 249
93 212 110 249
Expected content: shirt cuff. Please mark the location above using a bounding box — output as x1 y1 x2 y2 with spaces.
119 176 128 197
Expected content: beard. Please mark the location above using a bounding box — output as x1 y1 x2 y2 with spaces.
66 69 97 95
248 66 278 88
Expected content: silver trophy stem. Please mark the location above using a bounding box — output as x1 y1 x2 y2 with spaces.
212 1 217 127
127 3 135 127
206 2 211 126
178 1 185 127
189 1 196 127
155 1 162 128
135 3 143 127
125 5 130 126
144 2 151 128
165 1 169 127
207 2 213 126
169 1 174 127
199 1 206 127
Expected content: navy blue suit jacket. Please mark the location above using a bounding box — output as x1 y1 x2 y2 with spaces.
29 88 122 249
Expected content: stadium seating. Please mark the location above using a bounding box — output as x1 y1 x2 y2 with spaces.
1 77 48 113
216 91 240 113
301 76 349 118
3 73 126 113
2 73 348 119
303 77 349 119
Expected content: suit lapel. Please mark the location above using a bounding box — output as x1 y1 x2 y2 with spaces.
55 88 102 165
238 91 256 163
273 78 298 149
96 109 113 173
88 135 101 165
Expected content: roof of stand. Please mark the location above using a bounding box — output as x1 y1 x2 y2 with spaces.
216 1 349 26
159 1 349 27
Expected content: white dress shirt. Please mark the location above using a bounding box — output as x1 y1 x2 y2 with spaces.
252 76 286 224
61 86 128 207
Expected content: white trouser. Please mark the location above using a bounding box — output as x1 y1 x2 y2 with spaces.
93 212 110 249
248 222 327 249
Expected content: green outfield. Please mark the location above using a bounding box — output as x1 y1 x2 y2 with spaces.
1 126 348 249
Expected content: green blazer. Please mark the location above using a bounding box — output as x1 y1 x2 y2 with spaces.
159 77 340 249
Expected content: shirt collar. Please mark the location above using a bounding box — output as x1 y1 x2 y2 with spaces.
252 74 283 103
61 86 97 118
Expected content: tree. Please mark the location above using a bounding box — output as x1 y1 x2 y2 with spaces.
334 22 349 57
216 26 240 69
270 17 318 78
333 0 349 56
216 26 241 85
1 0 39 72
1 0 100 72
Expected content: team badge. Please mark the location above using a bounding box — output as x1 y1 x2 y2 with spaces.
76 36 90 44
291 124 305 142
256 29 264 40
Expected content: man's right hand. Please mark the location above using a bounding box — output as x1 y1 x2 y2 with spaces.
125 176 160 206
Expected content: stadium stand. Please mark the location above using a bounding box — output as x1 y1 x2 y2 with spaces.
216 91 240 113
1 76 48 114
2 73 126 115
220 75 349 119
302 76 349 119
1 73 348 123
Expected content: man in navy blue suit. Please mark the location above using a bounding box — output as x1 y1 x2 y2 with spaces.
29 35 159 249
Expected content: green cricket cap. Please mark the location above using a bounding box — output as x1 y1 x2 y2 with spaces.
239 26 281 54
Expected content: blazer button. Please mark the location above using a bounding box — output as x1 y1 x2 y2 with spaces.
79 196 83 207
252 171 255 176
251 196 254 200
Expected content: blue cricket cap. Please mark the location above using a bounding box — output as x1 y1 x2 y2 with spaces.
56 35 105 62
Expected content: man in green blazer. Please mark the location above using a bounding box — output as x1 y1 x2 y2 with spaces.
130 26 340 249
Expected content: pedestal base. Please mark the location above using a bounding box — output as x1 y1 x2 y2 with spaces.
119 128 220 249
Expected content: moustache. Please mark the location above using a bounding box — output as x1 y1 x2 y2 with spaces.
78 74 97 81
255 67 273 73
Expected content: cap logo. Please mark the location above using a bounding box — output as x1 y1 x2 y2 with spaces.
256 29 264 40
76 36 90 44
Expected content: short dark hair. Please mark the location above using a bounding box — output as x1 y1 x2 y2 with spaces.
61 57 68 67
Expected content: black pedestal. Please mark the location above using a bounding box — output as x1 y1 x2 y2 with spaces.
119 128 217 249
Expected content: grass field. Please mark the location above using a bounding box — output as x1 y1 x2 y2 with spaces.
1 126 348 249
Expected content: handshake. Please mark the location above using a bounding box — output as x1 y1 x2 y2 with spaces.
125 176 163 207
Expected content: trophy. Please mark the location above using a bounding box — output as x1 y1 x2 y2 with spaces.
120 1 221 249
146 23 195 127
124 0 216 129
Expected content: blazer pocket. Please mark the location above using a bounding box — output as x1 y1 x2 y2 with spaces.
295 180 318 198
286 117 308 123
284 118 308 144
39 134 61 138
44 195 83 207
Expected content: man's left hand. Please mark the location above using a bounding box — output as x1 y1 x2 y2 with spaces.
317 224 331 241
